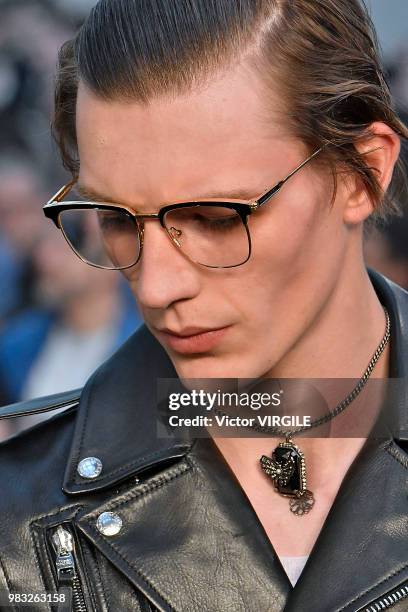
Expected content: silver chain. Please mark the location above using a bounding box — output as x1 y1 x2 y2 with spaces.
212 306 390 438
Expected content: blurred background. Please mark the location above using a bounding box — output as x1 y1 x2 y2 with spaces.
0 0 406 441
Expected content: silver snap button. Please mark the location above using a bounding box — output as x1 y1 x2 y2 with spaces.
77 457 103 479
96 512 123 536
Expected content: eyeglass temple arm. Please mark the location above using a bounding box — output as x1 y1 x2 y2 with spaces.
256 146 326 208
45 179 77 207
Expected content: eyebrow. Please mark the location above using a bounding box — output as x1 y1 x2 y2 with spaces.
74 182 262 205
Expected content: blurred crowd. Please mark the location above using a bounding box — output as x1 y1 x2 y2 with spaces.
0 0 407 442
0 0 142 441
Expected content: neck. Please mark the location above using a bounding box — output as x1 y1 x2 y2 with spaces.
210 258 391 502
266 262 389 380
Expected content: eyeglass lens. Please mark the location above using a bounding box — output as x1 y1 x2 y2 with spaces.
59 204 250 269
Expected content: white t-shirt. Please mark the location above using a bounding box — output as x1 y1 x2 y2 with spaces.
279 555 309 586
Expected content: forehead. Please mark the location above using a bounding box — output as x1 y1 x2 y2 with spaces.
75 61 289 205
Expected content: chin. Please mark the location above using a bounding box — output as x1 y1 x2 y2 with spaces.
171 352 262 382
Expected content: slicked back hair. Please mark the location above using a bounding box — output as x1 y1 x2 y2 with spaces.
53 0 408 221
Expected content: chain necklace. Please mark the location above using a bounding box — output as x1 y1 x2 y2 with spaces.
213 306 390 516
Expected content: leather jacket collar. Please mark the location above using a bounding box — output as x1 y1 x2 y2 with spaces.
62 320 190 495
61 268 408 611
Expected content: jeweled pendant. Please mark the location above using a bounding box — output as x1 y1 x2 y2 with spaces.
260 436 315 516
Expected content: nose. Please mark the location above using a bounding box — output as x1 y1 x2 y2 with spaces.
129 220 201 310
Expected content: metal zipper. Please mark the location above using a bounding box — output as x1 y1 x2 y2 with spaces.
361 583 408 611
50 524 88 612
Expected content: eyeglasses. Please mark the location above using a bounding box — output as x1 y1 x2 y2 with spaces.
43 146 324 270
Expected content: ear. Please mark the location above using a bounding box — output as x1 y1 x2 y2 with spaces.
343 121 401 225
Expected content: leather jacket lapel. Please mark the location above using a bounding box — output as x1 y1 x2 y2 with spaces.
283 436 408 611
74 435 291 612
62 326 194 495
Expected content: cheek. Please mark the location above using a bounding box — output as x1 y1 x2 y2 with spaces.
252 190 323 267
236 187 346 322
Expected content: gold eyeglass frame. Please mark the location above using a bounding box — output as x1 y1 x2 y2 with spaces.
43 146 324 270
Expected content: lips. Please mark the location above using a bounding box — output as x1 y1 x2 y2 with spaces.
158 326 222 337
154 325 231 354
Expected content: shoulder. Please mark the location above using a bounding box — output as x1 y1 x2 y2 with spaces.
0 389 80 464
0 391 82 539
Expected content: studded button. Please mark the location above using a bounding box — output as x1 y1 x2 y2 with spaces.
96 512 123 536
77 457 103 479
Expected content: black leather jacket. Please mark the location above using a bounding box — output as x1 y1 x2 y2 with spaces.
0 268 407 612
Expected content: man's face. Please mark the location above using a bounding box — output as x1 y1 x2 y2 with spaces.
76 61 352 379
